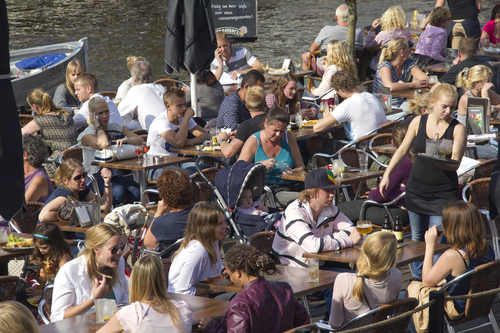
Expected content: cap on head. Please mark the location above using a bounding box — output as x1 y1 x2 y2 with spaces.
305 168 342 190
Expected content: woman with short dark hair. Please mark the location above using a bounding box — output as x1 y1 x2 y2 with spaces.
23 134 53 203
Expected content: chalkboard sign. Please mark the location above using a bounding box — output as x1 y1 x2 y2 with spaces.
211 0 257 42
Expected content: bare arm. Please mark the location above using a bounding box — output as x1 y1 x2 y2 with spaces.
21 120 41 135
476 0 482 13
214 49 224 81
287 132 305 172
309 41 320 53
143 200 167 250
86 168 113 213
379 67 427 92
81 129 109 150
218 132 244 158
96 314 123 333
237 136 258 163
185 125 211 146
39 196 67 222
25 175 49 202
121 127 144 146
420 0 446 29
161 109 195 148
313 113 338 132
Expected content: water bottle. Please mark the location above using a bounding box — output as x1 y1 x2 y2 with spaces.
295 102 302 126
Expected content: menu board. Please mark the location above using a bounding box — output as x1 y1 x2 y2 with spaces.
211 0 257 42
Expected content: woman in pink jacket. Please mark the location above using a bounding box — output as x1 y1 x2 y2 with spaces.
413 7 452 70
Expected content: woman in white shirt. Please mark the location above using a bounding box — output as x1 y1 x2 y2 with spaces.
51 224 129 321
329 231 402 329
168 202 228 295
98 254 193 333
310 40 356 103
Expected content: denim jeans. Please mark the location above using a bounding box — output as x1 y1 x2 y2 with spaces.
90 174 140 207
408 211 443 280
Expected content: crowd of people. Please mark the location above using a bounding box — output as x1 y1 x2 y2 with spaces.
9 2 500 332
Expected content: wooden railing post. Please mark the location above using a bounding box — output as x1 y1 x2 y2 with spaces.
429 290 445 333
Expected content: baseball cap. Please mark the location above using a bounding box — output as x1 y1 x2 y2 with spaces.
304 168 342 190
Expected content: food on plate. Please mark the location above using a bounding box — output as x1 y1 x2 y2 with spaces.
6 234 34 248
302 120 318 126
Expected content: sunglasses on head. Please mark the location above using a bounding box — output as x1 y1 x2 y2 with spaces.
109 243 127 255
73 172 87 181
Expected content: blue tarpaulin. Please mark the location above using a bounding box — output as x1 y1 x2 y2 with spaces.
15 53 66 70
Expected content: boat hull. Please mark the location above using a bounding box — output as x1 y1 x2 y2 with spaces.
10 37 89 108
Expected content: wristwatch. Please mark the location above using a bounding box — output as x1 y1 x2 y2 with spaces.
218 138 227 145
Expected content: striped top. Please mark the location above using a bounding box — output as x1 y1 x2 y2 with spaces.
373 59 415 107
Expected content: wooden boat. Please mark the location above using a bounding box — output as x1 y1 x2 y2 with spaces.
9 37 89 108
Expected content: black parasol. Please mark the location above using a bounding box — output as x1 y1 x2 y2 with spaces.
164 0 217 74
0 0 25 220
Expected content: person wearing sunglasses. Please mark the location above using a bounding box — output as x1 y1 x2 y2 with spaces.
39 158 113 222
51 224 129 322
199 244 309 333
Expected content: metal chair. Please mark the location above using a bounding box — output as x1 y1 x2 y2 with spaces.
11 201 43 233
0 276 21 302
191 167 219 202
359 192 406 228
315 298 418 332
19 114 35 126
439 259 500 333
154 78 189 90
369 133 392 158
378 120 402 134
248 231 275 255
137 237 184 260
462 177 499 259
100 90 117 100
38 284 54 324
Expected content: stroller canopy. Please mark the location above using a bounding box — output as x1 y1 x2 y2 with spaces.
214 160 267 210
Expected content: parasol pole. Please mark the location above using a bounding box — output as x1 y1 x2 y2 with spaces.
190 73 198 116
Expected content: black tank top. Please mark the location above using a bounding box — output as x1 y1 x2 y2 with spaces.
405 114 459 215
448 0 478 21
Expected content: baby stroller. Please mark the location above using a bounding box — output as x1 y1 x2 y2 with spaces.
195 157 280 243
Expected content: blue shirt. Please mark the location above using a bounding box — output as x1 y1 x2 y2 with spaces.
253 131 294 186
373 59 415 107
216 90 251 130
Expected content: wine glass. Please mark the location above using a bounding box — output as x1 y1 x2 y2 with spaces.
142 143 150 159
262 62 269 71
331 159 344 177
439 139 452 157
357 220 373 236
134 146 143 164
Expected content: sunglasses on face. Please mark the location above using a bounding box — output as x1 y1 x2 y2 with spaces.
73 172 87 181
109 243 127 255
222 270 232 281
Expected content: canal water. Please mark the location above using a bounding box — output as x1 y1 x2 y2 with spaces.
6 0 498 91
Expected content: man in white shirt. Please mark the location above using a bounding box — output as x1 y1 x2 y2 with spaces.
147 87 210 176
308 70 387 163
73 73 123 130
118 61 167 131
210 31 264 81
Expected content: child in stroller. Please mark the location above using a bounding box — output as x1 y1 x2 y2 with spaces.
236 187 269 216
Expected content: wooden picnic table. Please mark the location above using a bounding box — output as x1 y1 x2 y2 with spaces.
303 240 449 268
197 265 338 297
265 69 316 81
92 156 192 205
391 87 430 99
39 293 229 332
281 168 384 185
169 145 225 158
0 233 78 260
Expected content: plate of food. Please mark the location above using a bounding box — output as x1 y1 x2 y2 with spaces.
413 152 459 165
267 68 290 75
3 234 34 251
482 47 500 55
301 119 318 128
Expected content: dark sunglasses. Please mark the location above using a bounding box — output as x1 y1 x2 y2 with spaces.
109 243 127 255
73 172 87 181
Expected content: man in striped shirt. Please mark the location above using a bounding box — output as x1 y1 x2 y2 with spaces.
272 168 362 268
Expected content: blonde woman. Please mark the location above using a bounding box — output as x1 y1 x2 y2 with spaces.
310 40 355 101
372 37 428 107
115 55 147 103
168 202 227 295
0 301 40 333
53 59 85 112
22 88 79 177
405 92 431 124
98 255 193 333
51 224 129 322
329 232 401 329
365 6 413 71
379 84 466 280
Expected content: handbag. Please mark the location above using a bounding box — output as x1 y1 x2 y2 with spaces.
57 196 78 222
94 130 137 162
406 280 463 333
103 204 149 236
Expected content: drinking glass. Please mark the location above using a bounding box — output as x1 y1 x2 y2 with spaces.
357 220 373 236
438 139 452 156
358 152 369 173
262 62 269 71
293 60 301 69
331 159 344 177
425 139 438 157
134 146 143 163
308 258 319 283
101 299 117 321
142 143 150 159
428 75 438 87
